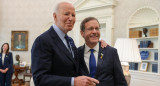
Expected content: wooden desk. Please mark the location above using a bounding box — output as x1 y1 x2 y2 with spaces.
12 65 27 85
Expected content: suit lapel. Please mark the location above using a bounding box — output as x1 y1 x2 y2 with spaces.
0 54 2 65
4 53 9 63
81 45 90 75
81 43 105 77
95 43 104 78
49 26 76 65
0 53 1 59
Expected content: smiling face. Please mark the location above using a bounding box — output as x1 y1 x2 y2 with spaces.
81 19 100 48
53 2 76 34
2 44 9 53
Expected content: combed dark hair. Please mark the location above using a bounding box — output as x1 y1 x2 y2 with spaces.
1 43 9 54
80 17 100 31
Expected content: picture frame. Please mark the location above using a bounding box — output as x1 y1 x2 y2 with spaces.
139 62 148 71
11 31 28 51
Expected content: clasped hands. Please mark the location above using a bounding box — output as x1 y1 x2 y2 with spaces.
74 76 99 86
0 68 8 73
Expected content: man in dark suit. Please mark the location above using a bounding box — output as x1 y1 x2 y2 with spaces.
78 17 127 86
31 2 99 86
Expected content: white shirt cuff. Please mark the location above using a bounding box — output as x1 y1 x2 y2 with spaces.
71 77 74 86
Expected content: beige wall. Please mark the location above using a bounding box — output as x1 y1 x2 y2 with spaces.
0 0 160 67
1 0 160 85
114 0 160 44
0 0 76 65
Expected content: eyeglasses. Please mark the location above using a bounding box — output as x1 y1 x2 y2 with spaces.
85 27 101 31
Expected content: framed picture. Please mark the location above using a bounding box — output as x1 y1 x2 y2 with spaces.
139 62 148 71
11 31 28 51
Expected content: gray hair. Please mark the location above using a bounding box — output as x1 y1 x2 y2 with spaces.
53 1 73 14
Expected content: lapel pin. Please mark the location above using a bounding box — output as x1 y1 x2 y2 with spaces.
100 53 103 59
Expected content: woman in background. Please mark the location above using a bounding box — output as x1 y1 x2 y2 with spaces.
0 43 13 86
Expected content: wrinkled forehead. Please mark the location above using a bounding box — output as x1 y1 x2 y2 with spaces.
57 2 75 12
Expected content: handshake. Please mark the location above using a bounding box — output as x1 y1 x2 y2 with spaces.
74 76 99 86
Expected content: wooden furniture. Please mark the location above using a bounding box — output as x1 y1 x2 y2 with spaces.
23 66 32 82
12 65 27 85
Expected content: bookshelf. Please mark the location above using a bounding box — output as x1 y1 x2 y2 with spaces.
129 24 159 73
127 7 160 86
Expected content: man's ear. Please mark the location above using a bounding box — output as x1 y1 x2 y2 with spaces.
80 30 84 38
53 13 56 21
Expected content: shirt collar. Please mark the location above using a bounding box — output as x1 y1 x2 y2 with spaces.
52 24 65 40
84 42 99 53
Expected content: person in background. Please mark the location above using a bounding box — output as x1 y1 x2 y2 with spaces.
78 17 128 86
0 43 14 86
15 34 25 49
31 1 100 86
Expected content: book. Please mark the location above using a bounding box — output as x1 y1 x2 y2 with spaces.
152 63 158 73
154 52 158 60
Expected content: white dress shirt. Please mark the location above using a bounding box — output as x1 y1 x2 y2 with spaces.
2 53 5 65
84 43 99 72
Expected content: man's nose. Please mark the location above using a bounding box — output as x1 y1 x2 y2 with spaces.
92 28 97 33
69 15 74 20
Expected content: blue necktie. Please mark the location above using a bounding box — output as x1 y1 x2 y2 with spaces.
65 35 72 52
65 35 76 58
89 49 96 78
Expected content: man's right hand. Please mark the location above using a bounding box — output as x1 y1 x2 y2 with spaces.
74 76 99 86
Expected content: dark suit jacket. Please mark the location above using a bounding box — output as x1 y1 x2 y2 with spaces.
78 43 127 86
31 26 79 86
0 52 13 74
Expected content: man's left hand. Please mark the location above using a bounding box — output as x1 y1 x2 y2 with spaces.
100 40 108 48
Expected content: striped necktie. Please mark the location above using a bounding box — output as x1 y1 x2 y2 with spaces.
65 35 72 52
